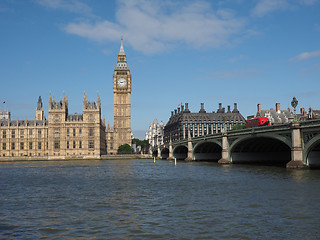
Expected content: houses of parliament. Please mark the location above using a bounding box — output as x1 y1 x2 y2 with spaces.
0 38 132 159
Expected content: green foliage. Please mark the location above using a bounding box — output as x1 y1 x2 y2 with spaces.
231 124 246 131
117 144 134 154
132 138 150 148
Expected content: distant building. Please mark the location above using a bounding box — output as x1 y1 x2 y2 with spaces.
256 103 294 124
0 95 106 158
145 118 165 147
256 103 320 123
307 106 320 120
0 109 10 121
164 103 245 143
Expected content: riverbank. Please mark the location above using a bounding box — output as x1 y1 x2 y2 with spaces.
0 154 152 162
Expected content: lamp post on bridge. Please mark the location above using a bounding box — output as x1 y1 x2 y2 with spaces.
291 97 298 122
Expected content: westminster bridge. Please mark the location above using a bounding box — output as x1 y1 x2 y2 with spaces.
153 119 320 168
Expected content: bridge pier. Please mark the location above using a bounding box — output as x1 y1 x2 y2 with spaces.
168 140 173 160
157 146 161 159
218 131 230 164
287 122 305 169
185 131 193 161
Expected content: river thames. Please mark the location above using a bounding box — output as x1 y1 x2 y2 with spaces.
0 159 319 239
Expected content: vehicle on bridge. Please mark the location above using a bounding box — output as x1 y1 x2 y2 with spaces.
245 117 270 128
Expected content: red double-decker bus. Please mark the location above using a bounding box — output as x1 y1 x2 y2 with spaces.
245 117 270 128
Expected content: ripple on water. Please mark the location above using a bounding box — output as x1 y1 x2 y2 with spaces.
0 159 320 239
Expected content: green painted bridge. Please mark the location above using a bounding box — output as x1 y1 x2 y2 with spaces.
154 119 320 168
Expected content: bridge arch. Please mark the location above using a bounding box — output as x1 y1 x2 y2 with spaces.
193 140 222 161
152 149 158 158
305 135 320 168
161 148 169 160
230 135 291 166
173 145 188 160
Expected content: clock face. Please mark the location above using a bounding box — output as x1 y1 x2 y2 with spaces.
117 78 127 87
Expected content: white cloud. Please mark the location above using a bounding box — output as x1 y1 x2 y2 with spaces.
252 0 288 17
35 0 92 15
228 54 249 63
251 0 318 17
299 63 320 77
63 0 247 54
290 50 320 61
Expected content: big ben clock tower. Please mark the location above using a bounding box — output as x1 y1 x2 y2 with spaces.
113 36 132 150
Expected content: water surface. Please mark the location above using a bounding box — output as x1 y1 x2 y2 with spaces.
0 159 320 239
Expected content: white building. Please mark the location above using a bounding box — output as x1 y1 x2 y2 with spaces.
145 118 164 147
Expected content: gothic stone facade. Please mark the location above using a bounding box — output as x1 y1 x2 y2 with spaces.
106 37 132 154
0 38 133 158
145 118 165 147
0 95 106 159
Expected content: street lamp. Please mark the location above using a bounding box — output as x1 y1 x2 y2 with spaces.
291 96 298 122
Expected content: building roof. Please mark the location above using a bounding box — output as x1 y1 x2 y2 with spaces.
166 103 245 126
258 109 293 123
0 119 48 127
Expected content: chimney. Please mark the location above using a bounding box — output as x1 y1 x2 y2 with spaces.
232 103 239 113
185 103 189 110
217 103 223 113
181 105 184 112
174 109 177 115
257 104 261 113
199 103 206 113
300 108 306 116
178 107 180 113
276 103 280 113
171 111 174 117
227 105 231 113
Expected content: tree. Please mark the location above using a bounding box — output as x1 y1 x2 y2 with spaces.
117 144 134 154
231 124 246 131
132 138 150 153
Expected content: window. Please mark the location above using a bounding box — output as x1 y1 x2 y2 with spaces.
73 141 76 149
67 141 69 149
38 142 41 150
29 129 33 138
38 130 41 138
2 130 6 139
89 114 93 121
54 141 60 149
55 115 59 121
20 130 24 139
54 128 60 138
79 128 82 137
73 128 76 137
2 142 6 150
20 142 24 150
88 140 94 149
79 141 82 149
11 130 15 138
67 129 70 137
29 142 33 150
11 142 15 150
89 128 94 137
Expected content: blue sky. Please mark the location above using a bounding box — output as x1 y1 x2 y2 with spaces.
1 0 320 139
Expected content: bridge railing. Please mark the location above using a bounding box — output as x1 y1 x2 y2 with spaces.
299 119 320 127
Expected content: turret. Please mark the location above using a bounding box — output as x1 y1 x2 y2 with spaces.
97 93 101 109
36 96 44 121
